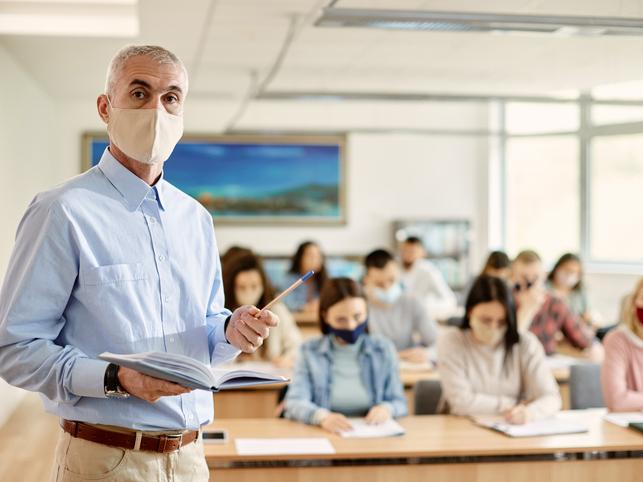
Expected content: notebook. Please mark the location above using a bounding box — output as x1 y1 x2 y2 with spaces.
603 412 643 428
472 415 589 438
339 418 406 438
99 351 289 392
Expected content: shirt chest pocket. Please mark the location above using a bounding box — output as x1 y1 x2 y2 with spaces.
81 263 148 286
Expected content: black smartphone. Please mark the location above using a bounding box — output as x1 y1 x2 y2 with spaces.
202 429 228 444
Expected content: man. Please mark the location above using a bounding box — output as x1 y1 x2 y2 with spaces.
363 249 437 364
399 236 457 321
0 45 278 481
511 250 603 361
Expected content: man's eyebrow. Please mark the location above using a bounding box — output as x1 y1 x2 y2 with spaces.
167 84 183 94
129 79 152 89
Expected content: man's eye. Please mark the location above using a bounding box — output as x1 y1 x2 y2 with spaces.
166 95 178 103
132 91 145 99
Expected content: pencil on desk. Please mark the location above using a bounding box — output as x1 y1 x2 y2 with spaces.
259 270 315 314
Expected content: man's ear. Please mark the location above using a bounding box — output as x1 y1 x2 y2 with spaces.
97 94 110 124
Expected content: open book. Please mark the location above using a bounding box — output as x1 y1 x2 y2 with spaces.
99 351 289 392
339 418 406 438
472 415 589 438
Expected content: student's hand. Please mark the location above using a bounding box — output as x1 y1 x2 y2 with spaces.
320 412 353 434
365 404 391 425
515 285 546 331
117 366 192 403
503 404 532 425
398 347 428 364
226 305 279 353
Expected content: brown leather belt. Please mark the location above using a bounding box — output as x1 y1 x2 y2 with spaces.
61 420 199 454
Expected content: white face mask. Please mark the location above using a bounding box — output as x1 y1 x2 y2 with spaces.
236 289 263 307
555 272 580 289
107 97 184 165
470 318 507 347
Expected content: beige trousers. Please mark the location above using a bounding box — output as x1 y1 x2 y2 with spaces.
49 430 209 482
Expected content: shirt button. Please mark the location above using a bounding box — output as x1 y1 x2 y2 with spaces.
158 254 165 262
148 217 155 224
164 295 171 303
169 337 175 343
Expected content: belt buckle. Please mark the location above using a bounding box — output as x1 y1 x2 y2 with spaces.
160 433 183 453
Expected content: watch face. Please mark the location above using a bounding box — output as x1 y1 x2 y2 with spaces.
105 390 130 399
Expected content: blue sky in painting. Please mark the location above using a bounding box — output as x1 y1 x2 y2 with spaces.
91 140 340 200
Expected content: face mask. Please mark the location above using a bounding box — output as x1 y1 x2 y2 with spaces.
329 320 367 344
470 318 507 347
107 97 184 165
373 283 403 305
636 307 643 326
556 272 580 289
236 289 263 307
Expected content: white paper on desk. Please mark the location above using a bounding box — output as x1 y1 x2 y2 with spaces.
472 415 588 438
235 438 335 455
544 354 586 370
604 412 643 427
340 418 406 438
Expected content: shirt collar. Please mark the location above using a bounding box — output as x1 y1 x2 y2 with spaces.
97 148 167 212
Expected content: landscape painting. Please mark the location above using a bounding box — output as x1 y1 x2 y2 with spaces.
83 134 346 225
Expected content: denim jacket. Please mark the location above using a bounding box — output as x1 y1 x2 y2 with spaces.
284 334 408 425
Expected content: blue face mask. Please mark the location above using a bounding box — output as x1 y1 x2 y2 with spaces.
329 320 367 344
373 283 403 305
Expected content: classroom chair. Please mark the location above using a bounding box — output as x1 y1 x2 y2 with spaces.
413 379 443 415
569 363 605 410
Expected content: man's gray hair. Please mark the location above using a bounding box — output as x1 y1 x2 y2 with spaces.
104 44 188 96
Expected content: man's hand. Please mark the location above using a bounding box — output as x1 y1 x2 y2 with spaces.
398 347 428 364
226 305 279 353
117 366 192 403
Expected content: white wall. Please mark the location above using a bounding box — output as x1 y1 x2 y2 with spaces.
0 44 57 426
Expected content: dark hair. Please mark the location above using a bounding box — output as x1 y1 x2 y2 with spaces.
547 253 583 291
462 275 520 370
223 253 276 311
364 248 395 270
221 245 253 271
318 277 367 334
483 251 510 272
403 236 423 246
513 249 542 265
289 241 328 294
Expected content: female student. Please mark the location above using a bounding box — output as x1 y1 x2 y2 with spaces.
602 278 643 412
284 277 407 433
223 252 302 368
279 241 329 313
481 250 511 281
547 253 593 324
438 275 561 424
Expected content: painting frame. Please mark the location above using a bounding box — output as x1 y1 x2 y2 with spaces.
81 132 347 226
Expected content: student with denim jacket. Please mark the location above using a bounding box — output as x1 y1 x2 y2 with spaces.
284 277 408 433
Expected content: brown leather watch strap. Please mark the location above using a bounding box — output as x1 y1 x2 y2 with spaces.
61 420 198 454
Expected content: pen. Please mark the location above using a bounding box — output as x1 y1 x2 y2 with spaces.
259 270 315 314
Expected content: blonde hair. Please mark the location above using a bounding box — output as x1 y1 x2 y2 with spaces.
621 277 643 332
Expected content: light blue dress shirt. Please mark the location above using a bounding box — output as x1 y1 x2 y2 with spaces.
0 148 239 431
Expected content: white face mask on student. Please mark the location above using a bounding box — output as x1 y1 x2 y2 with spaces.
372 282 403 306
107 97 184 165
470 318 507 347
555 272 580 289
236 289 263 307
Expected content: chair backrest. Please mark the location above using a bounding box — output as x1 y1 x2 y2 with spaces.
413 379 443 415
569 363 605 410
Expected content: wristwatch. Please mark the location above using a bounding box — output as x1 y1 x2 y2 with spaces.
104 363 130 399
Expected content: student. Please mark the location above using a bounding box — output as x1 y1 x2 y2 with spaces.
601 278 643 412
546 253 593 325
223 253 302 368
284 278 407 433
510 250 603 361
438 276 561 423
481 250 511 281
279 241 329 313
363 249 438 363
399 236 457 320
220 245 252 270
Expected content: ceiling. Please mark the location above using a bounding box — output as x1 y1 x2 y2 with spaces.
3 0 643 117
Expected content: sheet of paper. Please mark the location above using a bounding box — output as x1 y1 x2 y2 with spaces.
473 416 588 437
235 438 335 455
339 418 406 438
604 412 643 427
544 354 585 371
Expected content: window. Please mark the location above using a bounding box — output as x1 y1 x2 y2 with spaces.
505 136 580 264
590 134 643 262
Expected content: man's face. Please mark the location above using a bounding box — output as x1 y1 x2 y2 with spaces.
98 55 187 123
510 260 544 290
399 242 424 268
364 261 399 292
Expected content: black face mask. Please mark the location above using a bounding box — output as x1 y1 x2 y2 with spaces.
328 321 367 344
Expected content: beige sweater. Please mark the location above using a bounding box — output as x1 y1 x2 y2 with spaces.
437 327 561 420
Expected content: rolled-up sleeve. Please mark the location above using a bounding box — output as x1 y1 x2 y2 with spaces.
0 197 108 402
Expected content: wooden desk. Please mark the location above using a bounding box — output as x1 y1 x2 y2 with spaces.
205 410 643 482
